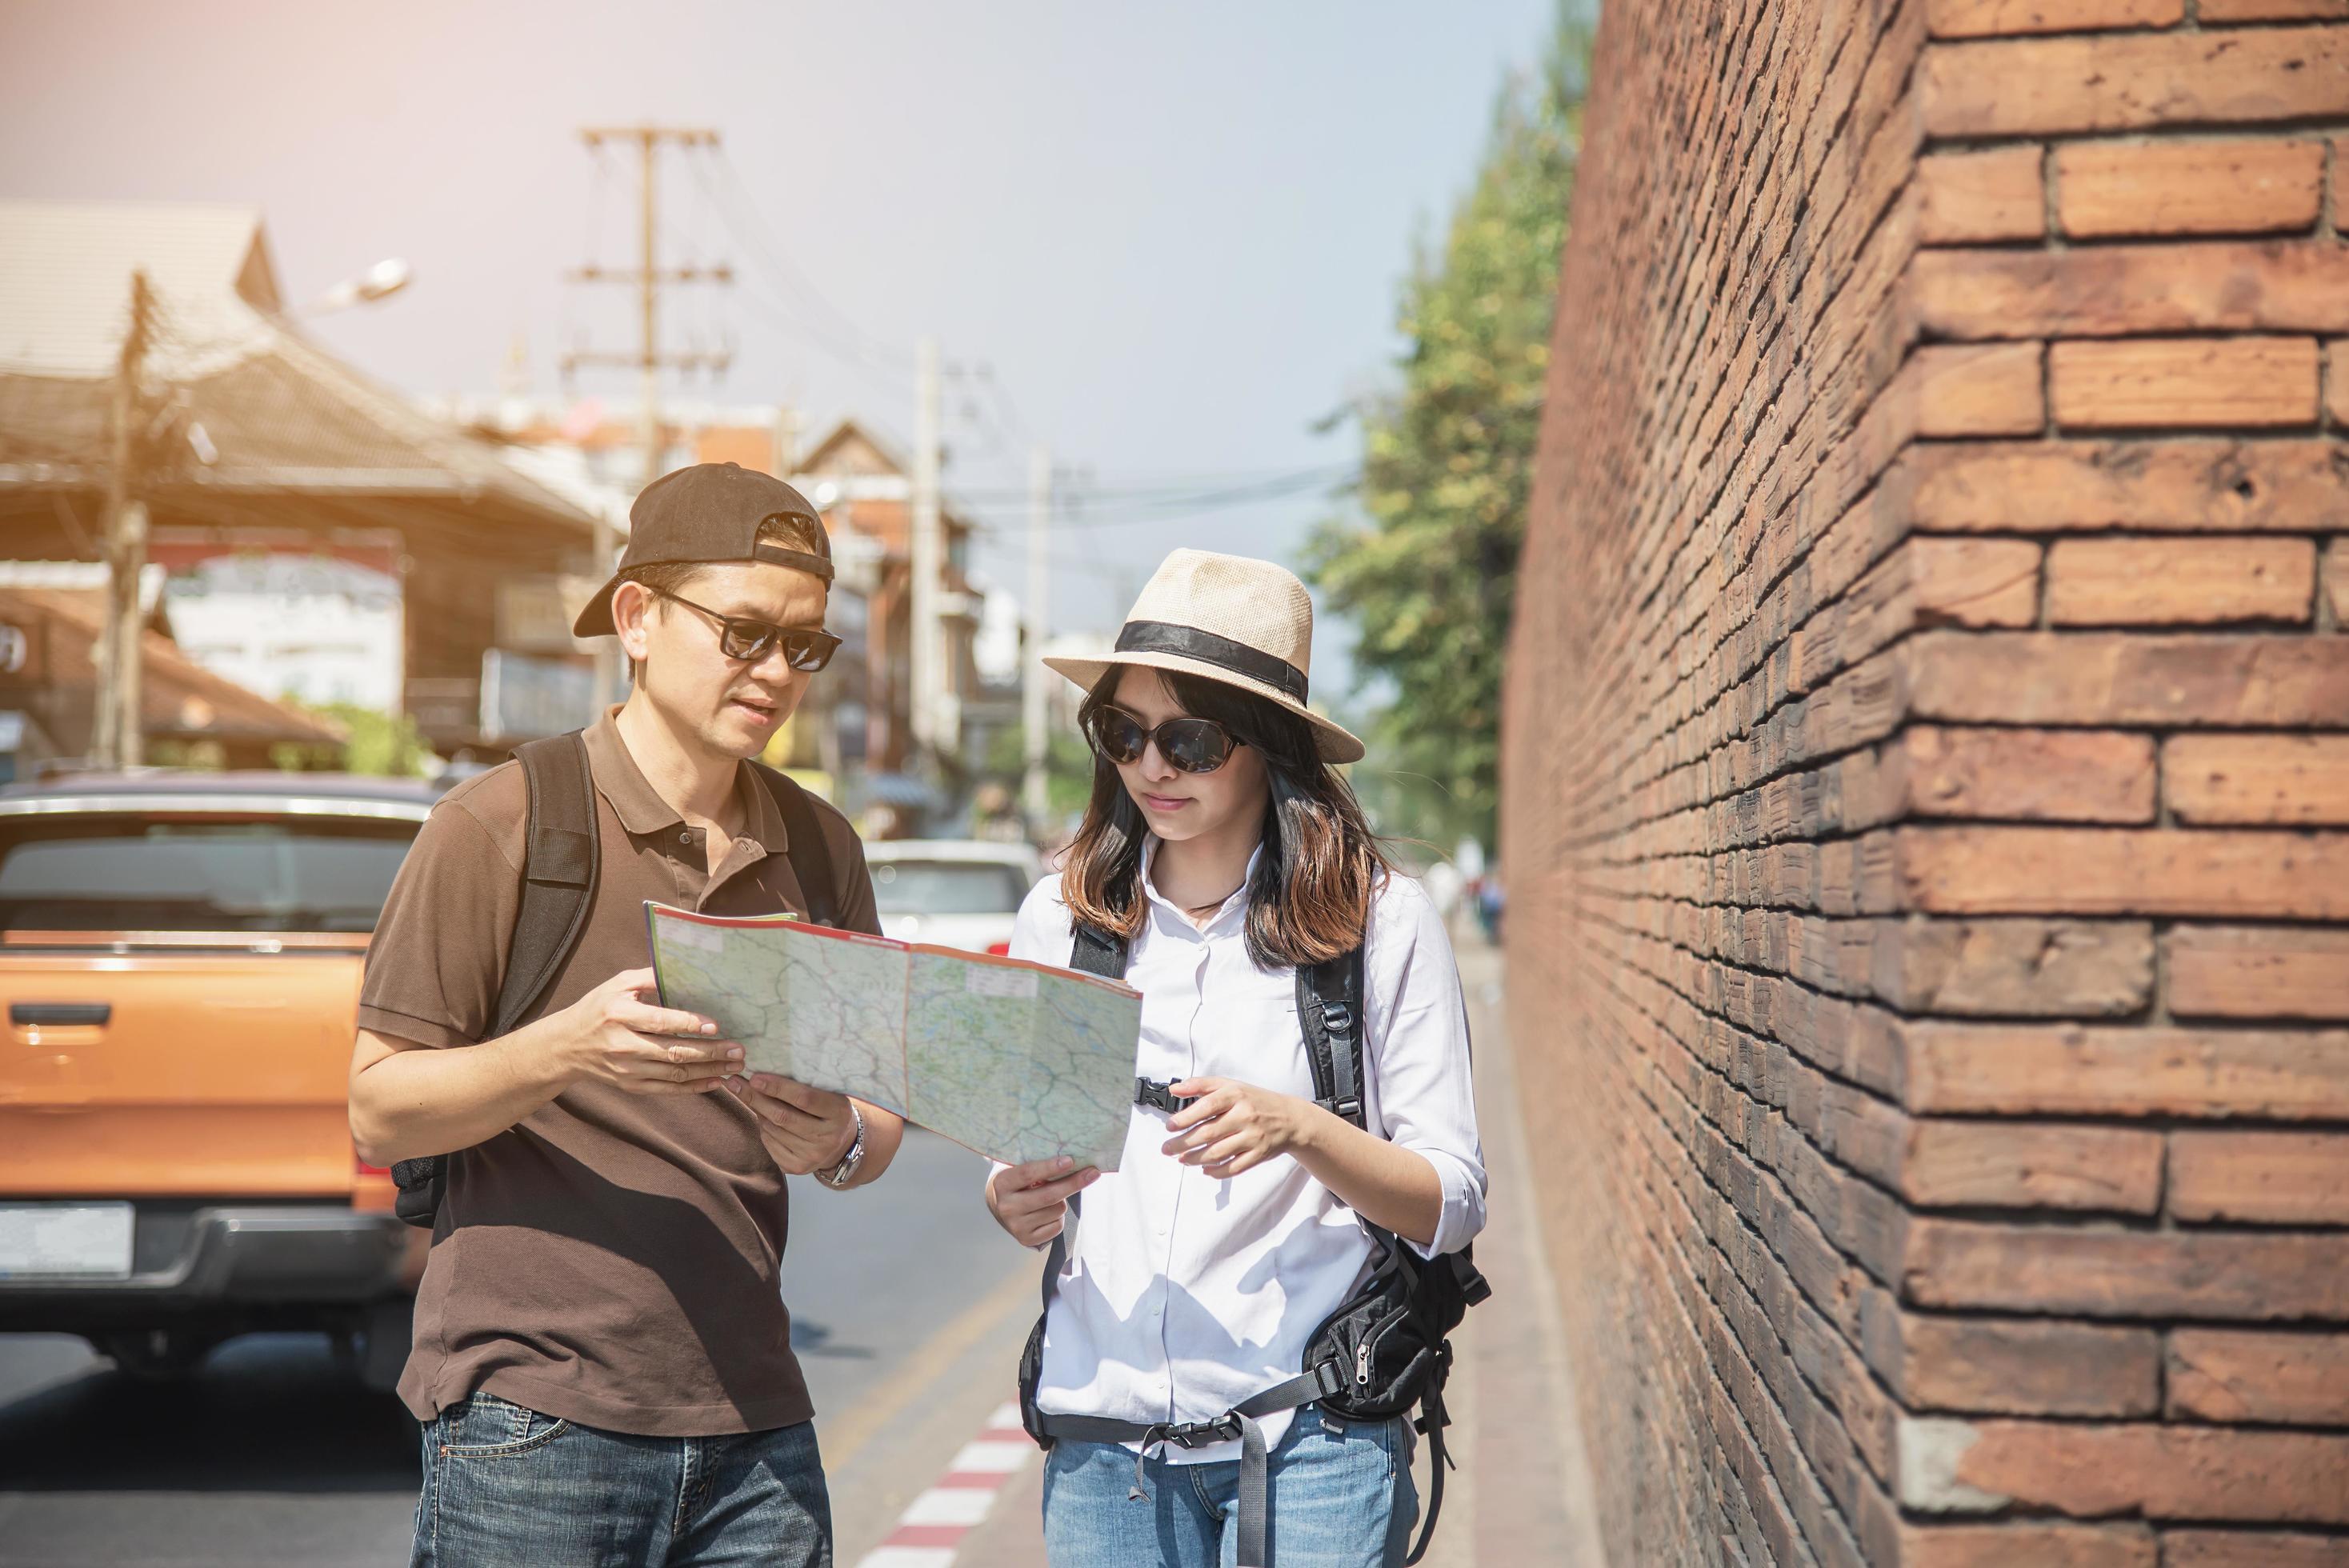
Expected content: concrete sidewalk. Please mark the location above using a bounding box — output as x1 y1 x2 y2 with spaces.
950 936 1607 1566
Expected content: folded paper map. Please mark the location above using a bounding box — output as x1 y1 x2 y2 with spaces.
644 902 1142 1171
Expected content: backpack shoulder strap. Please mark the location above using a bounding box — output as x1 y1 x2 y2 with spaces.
1296 941 1367 1129
749 761 838 928
490 731 601 1040
1068 923 1128 979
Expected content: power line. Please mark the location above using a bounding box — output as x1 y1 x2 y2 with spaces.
702 147 915 374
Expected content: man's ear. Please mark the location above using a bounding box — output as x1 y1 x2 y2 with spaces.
612 581 658 666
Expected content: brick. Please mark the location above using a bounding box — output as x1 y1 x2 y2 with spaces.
2169 1130 2349 1225
2169 1329 2349 1426
1903 1221 2349 1319
1901 1522 2157 1568
2163 1531 2349 1568
1919 146 2046 243
1920 26 2349 137
1902 1022 2349 1118
2165 735 2349 826
1926 0 2183 35
1907 439 2349 534
2325 535 2347 622
2057 140 2326 238
1914 244 2349 339
1916 342 2047 435
1895 825 2349 918
2167 925 2349 1018
1871 917 2155 1015
1906 1119 2163 1213
1905 631 2349 726
2044 537 2318 625
2200 0 2349 17
2049 338 2319 430
1509 8 2349 1562
1895 726 2156 822
1867 1298 2161 1415
1901 1417 2349 1522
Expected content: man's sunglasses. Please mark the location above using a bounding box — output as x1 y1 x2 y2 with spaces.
1085 704 1242 774
654 589 842 672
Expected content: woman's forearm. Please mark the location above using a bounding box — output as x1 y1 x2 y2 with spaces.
1291 1110 1444 1248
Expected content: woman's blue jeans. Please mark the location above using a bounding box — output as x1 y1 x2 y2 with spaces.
1041 1405 1418 1568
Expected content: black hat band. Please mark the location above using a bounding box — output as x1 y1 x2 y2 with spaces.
1114 620 1307 702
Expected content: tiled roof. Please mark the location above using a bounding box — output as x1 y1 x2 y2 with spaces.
0 584 346 744
0 201 597 533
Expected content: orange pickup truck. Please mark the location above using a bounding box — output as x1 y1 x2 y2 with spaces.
0 770 436 1386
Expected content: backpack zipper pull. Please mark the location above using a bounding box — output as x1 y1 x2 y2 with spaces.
1355 1340 1373 1385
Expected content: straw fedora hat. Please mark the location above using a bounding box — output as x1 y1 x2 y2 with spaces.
1044 548 1364 763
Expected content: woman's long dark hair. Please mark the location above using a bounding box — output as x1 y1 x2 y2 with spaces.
1060 665 1389 970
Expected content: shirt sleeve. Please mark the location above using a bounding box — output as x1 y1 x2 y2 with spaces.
1005 873 1067 965
355 798 522 1050
1367 877 1488 1259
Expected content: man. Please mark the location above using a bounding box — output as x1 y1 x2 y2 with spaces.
349 462 902 1567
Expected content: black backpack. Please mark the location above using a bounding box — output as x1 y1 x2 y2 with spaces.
387 729 839 1230
1015 920 1491 1568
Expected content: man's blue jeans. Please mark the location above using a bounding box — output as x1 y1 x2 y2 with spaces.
1041 1406 1419 1568
410 1390 831 1567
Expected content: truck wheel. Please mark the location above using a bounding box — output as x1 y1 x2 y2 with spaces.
101 1330 220 1380
357 1297 414 1394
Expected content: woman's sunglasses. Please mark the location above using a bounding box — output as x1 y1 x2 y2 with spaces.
654 589 843 672
1086 704 1241 774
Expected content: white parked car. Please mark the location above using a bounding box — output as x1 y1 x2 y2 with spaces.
862 838 1045 954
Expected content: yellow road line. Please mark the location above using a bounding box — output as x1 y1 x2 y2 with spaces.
821 1257 1038 1471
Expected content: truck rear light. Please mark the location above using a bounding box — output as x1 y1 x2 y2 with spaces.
352 1152 398 1212
986 941 1010 956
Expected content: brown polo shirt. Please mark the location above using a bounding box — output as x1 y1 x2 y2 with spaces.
357 705 879 1437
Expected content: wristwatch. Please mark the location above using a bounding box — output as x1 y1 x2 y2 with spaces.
818 1102 866 1189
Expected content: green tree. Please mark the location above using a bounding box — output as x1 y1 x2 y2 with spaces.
1305 3 1593 850
274 702 434 777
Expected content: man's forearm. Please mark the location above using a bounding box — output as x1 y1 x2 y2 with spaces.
837 1102 906 1187
350 1018 575 1167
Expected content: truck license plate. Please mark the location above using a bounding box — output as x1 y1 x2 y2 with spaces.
0 1202 134 1278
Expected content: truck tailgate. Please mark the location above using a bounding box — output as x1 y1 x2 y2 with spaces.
1 944 366 1197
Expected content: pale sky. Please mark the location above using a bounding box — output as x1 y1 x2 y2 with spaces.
0 0 1559 704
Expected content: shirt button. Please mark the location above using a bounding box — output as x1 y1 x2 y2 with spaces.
678 830 692 844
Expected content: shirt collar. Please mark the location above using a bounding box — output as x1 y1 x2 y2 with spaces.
582 704 791 854
1139 834 1264 930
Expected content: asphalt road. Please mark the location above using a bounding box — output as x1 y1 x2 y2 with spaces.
0 1129 1037 1568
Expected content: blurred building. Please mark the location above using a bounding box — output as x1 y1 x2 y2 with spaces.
0 200 608 766
788 418 992 814
0 566 345 778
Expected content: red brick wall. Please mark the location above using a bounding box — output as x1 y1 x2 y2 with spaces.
1502 4 2349 1564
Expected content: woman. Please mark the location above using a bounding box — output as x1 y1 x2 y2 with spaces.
985 548 1487 1568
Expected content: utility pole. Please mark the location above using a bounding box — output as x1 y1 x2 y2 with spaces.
1022 444 1051 828
92 270 155 770
909 336 943 764
565 124 731 708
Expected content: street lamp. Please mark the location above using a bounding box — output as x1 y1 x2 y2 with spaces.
302 258 411 316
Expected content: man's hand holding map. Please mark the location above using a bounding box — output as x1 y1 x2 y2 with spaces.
645 902 1141 1171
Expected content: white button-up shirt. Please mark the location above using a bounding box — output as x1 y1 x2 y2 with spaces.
1005 838 1487 1465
